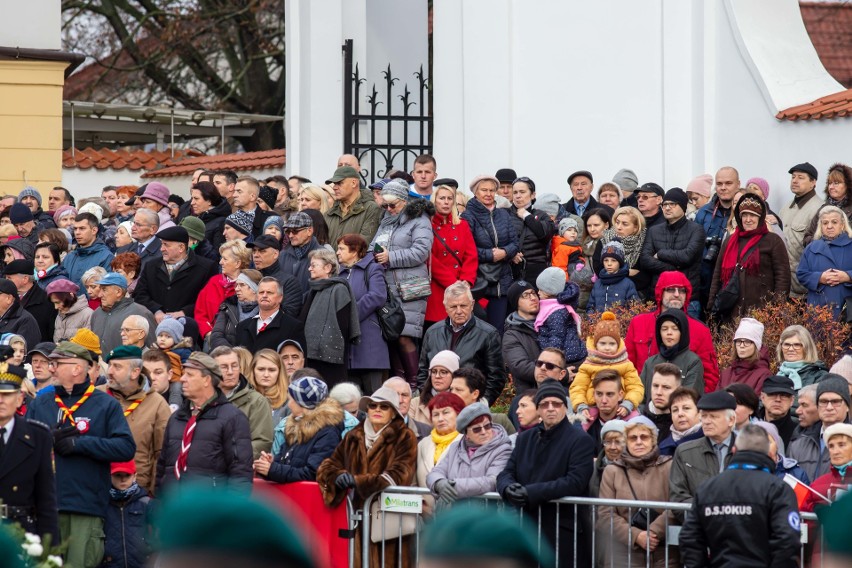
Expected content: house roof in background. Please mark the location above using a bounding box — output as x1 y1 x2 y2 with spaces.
63 147 203 171
141 149 286 178
800 1 852 89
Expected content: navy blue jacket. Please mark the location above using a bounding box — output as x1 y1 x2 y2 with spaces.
461 198 519 297
27 381 136 518
102 489 151 568
659 428 704 456
266 422 343 484
586 265 639 312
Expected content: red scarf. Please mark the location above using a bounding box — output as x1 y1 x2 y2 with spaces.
719 225 767 285
174 414 198 480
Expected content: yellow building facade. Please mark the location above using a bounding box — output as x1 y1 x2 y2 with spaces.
0 58 69 197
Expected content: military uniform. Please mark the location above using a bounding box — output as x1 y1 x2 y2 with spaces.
0 363 59 542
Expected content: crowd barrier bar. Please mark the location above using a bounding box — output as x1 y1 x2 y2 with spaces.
356 486 821 568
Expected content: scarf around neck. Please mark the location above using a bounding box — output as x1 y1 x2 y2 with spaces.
431 429 460 464
670 422 702 442
110 481 141 501
719 225 767 285
778 360 808 389
619 446 661 471
364 420 389 450
601 228 646 269
835 459 852 477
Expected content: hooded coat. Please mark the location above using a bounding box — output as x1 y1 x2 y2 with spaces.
718 346 773 394
369 198 434 338
624 271 720 392
639 309 705 396
62 238 115 289
571 337 644 412
461 197 520 298
426 423 513 498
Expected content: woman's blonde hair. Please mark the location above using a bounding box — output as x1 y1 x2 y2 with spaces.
231 347 254 378
431 185 461 224
248 349 289 409
814 205 852 239
299 184 331 214
612 206 646 233
219 239 252 268
777 325 820 364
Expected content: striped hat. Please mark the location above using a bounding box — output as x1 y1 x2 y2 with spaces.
288 377 329 409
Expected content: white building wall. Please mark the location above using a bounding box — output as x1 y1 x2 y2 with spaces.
3 0 60 50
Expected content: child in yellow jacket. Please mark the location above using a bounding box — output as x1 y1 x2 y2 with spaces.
569 311 645 421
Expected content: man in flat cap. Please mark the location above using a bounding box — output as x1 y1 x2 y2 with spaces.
0 362 58 542
156 352 253 494
324 166 383 245
278 211 323 292
670 390 737 512
782 161 823 297
27 341 136 567
562 170 600 219
99 345 171 496
134 226 218 324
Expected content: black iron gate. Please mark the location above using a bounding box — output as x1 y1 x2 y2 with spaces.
342 39 432 186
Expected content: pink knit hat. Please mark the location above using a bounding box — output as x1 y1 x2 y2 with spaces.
733 317 764 350
745 177 770 200
686 174 712 198
141 182 171 207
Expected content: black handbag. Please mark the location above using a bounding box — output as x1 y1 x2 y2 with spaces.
623 469 660 531
471 263 503 299
712 243 758 316
363 263 405 342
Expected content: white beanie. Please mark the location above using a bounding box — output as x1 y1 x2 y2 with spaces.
429 350 460 373
733 317 764 351
829 355 852 383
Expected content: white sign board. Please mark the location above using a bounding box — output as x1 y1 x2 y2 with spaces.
380 492 422 514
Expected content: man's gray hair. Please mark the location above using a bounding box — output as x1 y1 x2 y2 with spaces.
124 314 150 335
329 382 362 405
798 383 818 403
383 376 411 394
444 281 473 304
258 276 283 296
734 423 770 455
135 208 159 228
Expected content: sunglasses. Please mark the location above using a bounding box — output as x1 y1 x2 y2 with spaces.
468 422 493 435
381 202 401 210
535 360 563 371
284 227 307 234
538 400 565 409
367 402 392 411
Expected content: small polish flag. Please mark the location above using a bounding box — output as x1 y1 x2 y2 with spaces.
783 474 829 508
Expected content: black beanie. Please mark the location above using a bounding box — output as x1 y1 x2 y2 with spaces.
507 280 536 313
535 379 569 408
663 187 688 213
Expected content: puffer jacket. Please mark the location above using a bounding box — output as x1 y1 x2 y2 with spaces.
156 391 254 493
508 202 556 267
624 271 720 392
370 198 434 338
803 162 852 247
639 215 706 292
62 238 115 289
102 488 151 568
53 296 93 343
426 424 513 498
586 264 639 312
797 232 852 320
417 316 506 405
536 284 587 366
263 398 344 484
571 337 644 412
718 346 772 394
501 312 540 392
462 197 519 297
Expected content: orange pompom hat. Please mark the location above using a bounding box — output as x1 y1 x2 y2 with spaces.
593 311 622 345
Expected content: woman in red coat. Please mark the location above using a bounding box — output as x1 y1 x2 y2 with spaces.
426 185 478 325
195 240 251 339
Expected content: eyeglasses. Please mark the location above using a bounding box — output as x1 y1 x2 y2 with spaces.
367 402 392 411
734 339 753 347
603 439 624 447
119 328 143 333
430 368 451 376
538 400 565 409
636 194 657 200
818 398 847 408
661 202 679 209
781 342 804 351
284 227 306 234
535 360 564 371
48 361 77 368
468 422 493 435
662 286 687 296
520 290 538 300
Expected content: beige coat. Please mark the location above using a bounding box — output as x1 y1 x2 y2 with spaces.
780 191 823 295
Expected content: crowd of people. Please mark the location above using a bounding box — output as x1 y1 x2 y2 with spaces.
0 154 850 568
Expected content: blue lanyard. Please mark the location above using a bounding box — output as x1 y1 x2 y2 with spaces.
727 463 770 474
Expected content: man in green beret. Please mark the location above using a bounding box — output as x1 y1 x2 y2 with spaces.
99 345 171 496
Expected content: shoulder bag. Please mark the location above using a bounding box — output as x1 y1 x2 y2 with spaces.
369 500 419 543
363 262 406 342
711 242 759 316
622 468 660 531
387 235 431 302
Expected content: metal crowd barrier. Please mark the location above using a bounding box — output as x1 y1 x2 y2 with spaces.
350 486 821 568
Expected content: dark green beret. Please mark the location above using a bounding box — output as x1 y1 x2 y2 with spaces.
103 345 143 362
422 503 554 568
817 491 852 558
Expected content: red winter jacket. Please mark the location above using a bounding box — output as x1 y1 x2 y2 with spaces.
625 271 720 392
195 274 235 339
426 214 478 322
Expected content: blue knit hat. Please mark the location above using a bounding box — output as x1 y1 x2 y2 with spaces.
9 203 34 224
156 317 185 343
288 377 329 409
600 240 626 267
263 215 283 234
18 186 42 207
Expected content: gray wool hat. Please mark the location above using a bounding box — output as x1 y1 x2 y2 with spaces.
558 217 579 236
381 179 411 202
816 375 852 410
456 402 491 433
535 193 561 218
536 266 567 296
612 169 639 192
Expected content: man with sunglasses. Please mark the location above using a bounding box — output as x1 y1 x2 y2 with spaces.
634 182 666 228
277 212 322 292
498 379 595 568
507 347 568 429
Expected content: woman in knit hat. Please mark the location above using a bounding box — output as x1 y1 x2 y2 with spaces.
254 376 344 485
718 317 772 394
409 349 460 425
639 309 704 395
52 205 78 229
47 278 93 343
589 419 627 497
586 239 639 312
369 179 434 388
708 194 790 322
802 422 852 515
571 312 644 423
209 268 262 350
416 391 466 491
686 174 712 216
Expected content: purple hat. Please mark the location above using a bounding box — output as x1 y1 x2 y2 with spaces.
141 182 171 207
745 177 770 200
53 205 78 223
46 278 79 295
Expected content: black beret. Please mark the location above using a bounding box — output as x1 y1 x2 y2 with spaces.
4 259 34 276
697 390 737 411
157 226 189 245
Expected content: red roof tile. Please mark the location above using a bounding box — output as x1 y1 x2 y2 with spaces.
63 147 203 171
801 2 852 89
776 87 852 121
141 149 286 178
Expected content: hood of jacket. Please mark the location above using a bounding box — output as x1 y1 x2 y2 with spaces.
400 197 435 221
64 295 91 316
654 270 692 312
505 311 536 333
285 398 344 446
656 308 690 355
76 238 111 257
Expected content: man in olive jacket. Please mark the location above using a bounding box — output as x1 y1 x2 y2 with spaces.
211 346 273 459
670 391 737 519
324 166 383 245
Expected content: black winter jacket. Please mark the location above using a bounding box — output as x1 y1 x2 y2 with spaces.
134 250 218 317
508 203 556 266
461 198 519 297
639 216 706 293
0 302 41 351
102 489 151 568
680 450 800 568
257 263 304 318
501 312 540 392
20 284 56 343
198 200 230 252
156 392 254 493
417 316 506 405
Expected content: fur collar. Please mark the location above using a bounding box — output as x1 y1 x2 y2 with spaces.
401 197 436 220
285 398 344 445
